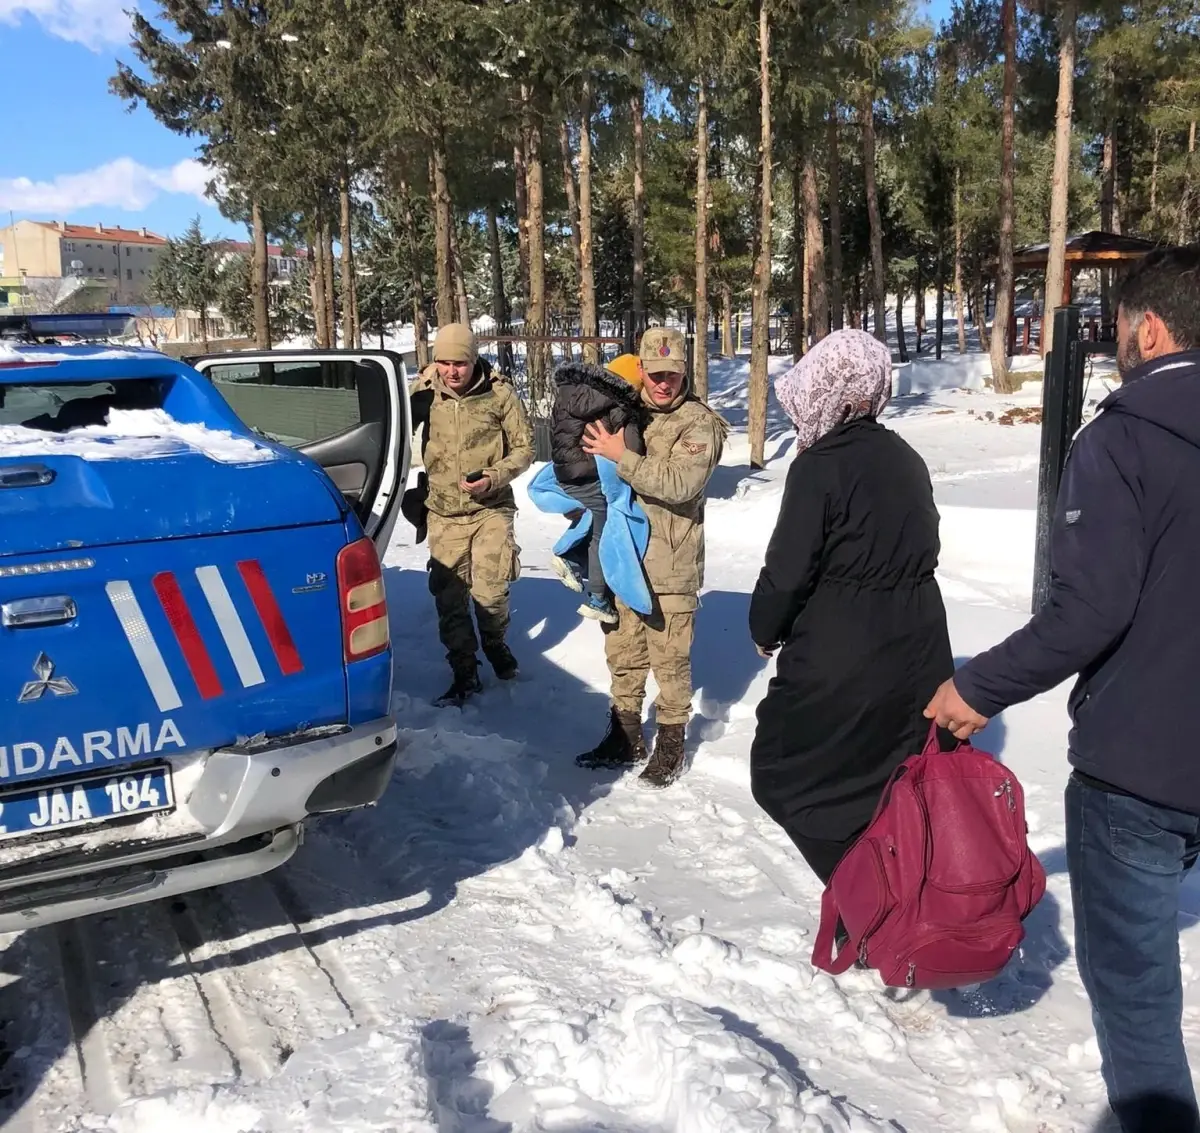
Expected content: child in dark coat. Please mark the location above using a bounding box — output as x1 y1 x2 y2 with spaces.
550 355 646 623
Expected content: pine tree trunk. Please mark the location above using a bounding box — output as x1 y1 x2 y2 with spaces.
721 282 733 357
749 0 772 470
971 276 991 353
431 138 454 327
1099 113 1116 324
914 256 923 353
399 175 429 367
1150 128 1161 218
802 239 811 349
792 152 804 361
896 281 908 362
989 0 1018 393
251 198 271 349
631 89 646 328
514 138 530 307
1178 121 1196 245
322 221 336 347
861 91 886 343
487 202 507 326
954 170 968 354
559 118 582 295
935 245 945 360
694 80 710 401
309 228 327 348
1043 0 1077 356
339 173 357 349
450 216 470 325
523 87 548 400
827 107 843 330
802 140 829 342
1101 125 1121 235
578 81 599 364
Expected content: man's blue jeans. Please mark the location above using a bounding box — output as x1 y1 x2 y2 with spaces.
1066 772 1200 1133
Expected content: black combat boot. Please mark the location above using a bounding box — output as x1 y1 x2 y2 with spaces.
433 659 483 707
483 641 519 681
575 707 648 769
638 723 686 788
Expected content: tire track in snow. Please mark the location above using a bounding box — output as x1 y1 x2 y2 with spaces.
0 925 81 1133
170 876 360 1068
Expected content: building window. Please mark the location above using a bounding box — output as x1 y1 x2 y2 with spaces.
98 267 105 275
126 269 132 281
125 247 130 257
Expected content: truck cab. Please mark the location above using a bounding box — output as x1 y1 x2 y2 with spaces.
0 338 412 931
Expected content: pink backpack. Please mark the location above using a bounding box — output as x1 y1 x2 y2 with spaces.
811 725 1046 990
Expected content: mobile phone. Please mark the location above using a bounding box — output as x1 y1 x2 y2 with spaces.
464 470 485 483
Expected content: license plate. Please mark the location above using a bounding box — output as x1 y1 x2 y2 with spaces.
0 765 175 842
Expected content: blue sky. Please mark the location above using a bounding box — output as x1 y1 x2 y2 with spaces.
1 0 955 243
0 1 232 241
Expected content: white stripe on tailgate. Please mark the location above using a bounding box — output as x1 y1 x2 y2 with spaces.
106 580 183 712
195 565 265 688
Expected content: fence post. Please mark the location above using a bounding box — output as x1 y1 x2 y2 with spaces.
1032 304 1083 613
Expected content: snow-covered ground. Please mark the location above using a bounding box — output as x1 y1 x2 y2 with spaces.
1 353 1178 1133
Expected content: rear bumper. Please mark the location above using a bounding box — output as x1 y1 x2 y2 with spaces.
0 716 398 934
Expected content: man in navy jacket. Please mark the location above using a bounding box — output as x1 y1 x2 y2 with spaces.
927 245 1200 1133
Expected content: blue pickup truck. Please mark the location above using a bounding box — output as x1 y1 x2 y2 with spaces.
0 339 411 931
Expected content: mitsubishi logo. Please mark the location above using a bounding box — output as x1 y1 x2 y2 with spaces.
18 653 77 703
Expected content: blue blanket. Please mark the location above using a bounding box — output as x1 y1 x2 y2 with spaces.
527 458 652 615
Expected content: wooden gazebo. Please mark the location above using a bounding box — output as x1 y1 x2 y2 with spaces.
1008 231 1162 354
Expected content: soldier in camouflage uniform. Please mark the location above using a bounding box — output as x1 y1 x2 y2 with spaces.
410 324 534 706
575 326 729 787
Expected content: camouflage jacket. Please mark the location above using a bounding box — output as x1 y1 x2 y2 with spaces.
410 361 534 518
616 394 730 606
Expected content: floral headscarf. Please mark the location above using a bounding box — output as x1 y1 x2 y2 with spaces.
774 329 893 453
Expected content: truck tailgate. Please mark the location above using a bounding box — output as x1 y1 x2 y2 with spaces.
0 524 349 788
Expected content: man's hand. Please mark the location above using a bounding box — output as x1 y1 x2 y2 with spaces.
924 678 990 741
582 420 627 462
460 474 493 497
755 643 779 660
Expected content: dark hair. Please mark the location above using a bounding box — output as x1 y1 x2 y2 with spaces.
1116 245 1200 349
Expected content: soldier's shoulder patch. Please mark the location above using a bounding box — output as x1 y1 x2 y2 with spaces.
680 439 708 456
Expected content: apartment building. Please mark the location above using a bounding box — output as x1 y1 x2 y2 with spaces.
215 239 304 281
0 219 168 310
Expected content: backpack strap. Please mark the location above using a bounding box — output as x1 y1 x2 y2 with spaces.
812 886 856 975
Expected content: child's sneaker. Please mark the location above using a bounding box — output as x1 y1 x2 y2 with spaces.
579 594 618 625
551 554 584 593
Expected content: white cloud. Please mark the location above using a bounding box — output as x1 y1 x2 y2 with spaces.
0 0 133 49
0 158 216 216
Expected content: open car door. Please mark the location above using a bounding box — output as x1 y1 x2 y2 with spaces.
189 350 411 555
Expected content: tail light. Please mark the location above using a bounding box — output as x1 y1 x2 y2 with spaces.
336 537 390 662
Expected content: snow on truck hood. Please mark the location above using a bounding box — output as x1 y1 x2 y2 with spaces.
0 343 155 362
0 407 277 464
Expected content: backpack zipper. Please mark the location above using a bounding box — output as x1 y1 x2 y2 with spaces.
994 778 1015 811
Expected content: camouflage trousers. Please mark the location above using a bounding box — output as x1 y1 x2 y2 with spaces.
602 597 695 726
427 510 521 671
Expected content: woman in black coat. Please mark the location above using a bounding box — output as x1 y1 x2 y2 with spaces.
749 329 953 885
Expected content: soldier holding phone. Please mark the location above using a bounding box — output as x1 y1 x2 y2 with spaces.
409 324 534 705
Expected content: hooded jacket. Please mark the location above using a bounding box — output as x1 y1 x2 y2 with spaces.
410 357 534 519
550 362 646 484
955 349 1200 812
